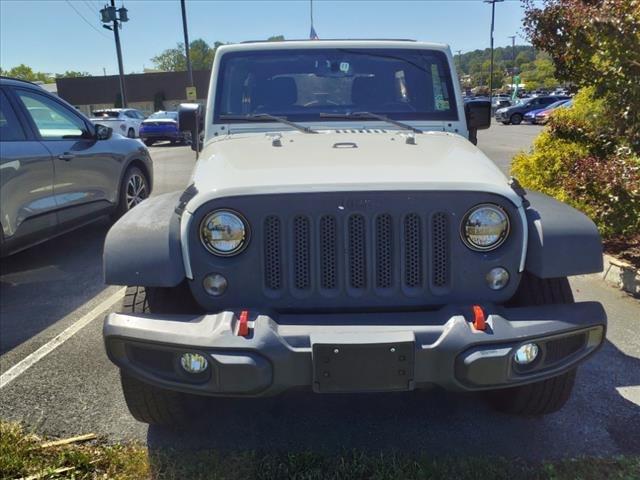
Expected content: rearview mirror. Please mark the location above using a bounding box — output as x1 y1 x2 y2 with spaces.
464 100 491 145
95 124 113 141
179 103 203 155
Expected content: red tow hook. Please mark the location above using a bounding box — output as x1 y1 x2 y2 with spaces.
236 310 250 337
472 305 487 331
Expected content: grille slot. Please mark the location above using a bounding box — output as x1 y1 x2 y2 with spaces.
375 214 393 289
293 216 311 290
404 213 423 288
348 214 367 289
432 213 449 288
319 215 338 290
544 334 586 365
264 215 282 290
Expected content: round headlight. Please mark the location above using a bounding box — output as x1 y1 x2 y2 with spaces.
200 210 249 256
461 204 510 251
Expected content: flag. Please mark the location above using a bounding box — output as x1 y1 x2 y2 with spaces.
310 25 319 40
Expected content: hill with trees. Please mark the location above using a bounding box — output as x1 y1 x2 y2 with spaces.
455 45 559 92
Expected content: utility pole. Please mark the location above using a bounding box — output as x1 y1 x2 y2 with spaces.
484 0 504 105
100 1 129 107
508 35 516 93
181 0 194 87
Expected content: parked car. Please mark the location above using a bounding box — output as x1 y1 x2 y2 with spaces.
90 108 145 138
495 95 570 125
102 40 605 426
139 110 187 146
491 95 512 110
0 77 153 257
535 99 573 124
523 99 569 124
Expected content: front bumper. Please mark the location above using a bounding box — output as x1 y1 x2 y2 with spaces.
140 131 182 140
104 302 606 397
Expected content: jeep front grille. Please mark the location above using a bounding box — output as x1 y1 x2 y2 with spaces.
263 212 450 296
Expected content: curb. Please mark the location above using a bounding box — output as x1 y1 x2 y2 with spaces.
601 254 640 297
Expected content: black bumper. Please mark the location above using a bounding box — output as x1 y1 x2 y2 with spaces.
104 302 606 397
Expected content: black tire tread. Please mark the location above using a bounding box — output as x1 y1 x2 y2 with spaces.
488 273 577 415
120 371 200 426
119 285 205 426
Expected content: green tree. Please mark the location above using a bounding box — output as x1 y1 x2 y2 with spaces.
1 64 53 82
151 39 215 71
523 0 640 151
56 70 91 78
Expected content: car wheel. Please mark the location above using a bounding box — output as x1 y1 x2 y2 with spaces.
510 113 523 125
115 166 149 218
501 121 509 125
119 285 205 426
127 128 136 138
143 139 154 146
486 273 577 415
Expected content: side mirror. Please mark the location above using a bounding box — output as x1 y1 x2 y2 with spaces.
464 100 491 145
179 103 203 155
95 124 113 141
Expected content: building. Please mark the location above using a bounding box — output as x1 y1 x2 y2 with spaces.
55 70 210 116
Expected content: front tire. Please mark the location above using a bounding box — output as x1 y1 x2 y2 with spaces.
487 274 577 415
143 139 154 146
119 285 205 426
127 128 136 138
114 166 149 218
510 113 523 125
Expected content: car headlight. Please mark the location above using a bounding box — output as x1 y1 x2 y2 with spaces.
461 204 510 251
200 210 249 256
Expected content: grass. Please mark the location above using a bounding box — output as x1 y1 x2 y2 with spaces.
1 421 639 480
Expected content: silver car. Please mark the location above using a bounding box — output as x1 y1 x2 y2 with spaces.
0 77 153 257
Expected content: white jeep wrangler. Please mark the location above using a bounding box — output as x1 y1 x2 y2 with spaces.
103 40 606 426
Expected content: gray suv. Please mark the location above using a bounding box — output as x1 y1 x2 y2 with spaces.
0 77 153 257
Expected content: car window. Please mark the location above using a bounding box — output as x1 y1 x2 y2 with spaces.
0 90 27 141
92 110 120 118
16 90 87 139
124 111 136 119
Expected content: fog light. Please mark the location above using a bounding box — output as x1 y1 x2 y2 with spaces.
180 353 208 374
514 343 539 365
203 273 227 296
486 267 509 290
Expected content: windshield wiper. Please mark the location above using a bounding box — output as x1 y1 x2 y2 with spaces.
319 112 422 134
219 113 318 134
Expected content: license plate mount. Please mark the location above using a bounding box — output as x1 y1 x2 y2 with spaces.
311 332 415 393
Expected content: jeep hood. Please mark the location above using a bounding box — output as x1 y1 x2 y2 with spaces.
187 131 521 211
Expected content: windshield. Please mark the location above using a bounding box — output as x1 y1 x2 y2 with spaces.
148 111 178 120
91 110 120 118
215 48 458 124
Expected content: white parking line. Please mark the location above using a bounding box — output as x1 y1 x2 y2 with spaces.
617 386 640 407
0 287 126 389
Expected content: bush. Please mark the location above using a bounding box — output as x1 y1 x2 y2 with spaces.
511 88 640 240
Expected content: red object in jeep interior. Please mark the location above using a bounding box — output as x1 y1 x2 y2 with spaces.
237 310 249 336
472 305 486 331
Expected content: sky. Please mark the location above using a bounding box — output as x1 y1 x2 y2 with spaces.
0 0 530 76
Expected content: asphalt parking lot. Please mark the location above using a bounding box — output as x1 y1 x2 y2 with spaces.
1 123 638 460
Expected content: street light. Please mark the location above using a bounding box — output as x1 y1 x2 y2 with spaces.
484 0 504 106
508 35 516 95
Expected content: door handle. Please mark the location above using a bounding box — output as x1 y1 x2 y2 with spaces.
57 153 75 161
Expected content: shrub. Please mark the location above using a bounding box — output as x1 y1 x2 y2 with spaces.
511 88 640 240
